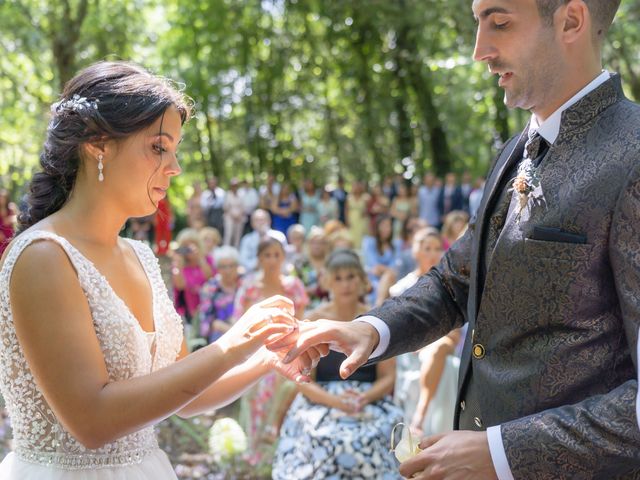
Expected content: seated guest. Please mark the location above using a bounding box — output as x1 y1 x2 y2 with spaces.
285 223 306 271
238 209 286 273
293 226 330 312
361 215 401 304
389 228 461 436
171 228 213 325
198 226 221 273
441 210 469 250
273 249 402 479
235 234 308 468
198 246 242 344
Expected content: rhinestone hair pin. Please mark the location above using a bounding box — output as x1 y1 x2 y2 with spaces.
51 94 99 115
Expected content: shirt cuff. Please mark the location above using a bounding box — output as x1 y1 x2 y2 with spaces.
486 425 515 480
353 315 390 359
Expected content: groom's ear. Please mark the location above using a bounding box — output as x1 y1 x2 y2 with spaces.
557 0 590 47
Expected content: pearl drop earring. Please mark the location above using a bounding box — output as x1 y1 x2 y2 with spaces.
98 154 104 182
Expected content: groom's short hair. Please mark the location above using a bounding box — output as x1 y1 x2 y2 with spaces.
536 0 620 37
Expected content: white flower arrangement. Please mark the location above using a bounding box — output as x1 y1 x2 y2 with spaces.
208 417 248 463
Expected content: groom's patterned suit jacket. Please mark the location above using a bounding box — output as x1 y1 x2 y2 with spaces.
368 75 640 478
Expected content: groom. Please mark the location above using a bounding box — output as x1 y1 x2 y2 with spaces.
277 0 640 478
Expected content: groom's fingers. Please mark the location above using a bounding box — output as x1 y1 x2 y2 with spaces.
339 345 370 379
418 433 445 450
282 323 336 364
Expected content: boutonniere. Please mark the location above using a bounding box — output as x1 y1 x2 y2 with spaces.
511 158 541 222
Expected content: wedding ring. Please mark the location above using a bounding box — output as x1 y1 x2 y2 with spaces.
267 314 273 324
301 367 311 376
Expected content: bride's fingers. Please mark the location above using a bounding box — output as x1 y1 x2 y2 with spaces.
247 309 297 334
246 322 296 342
256 295 295 316
265 319 315 351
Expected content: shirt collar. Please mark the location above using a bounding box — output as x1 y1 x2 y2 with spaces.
529 71 610 144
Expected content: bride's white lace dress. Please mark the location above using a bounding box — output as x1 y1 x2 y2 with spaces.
0 230 184 479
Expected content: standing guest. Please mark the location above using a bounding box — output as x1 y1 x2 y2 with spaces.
273 249 402 480
468 176 486 219
382 175 397 202
172 228 213 325
222 178 246 248
238 209 286 273
270 183 299 236
317 186 338 224
460 171 474 213
285 223 306 271
197 226 221 273
259 174 280 212
187 180 205 229
201 176 225 236
345 180 369 251
0 189 16 255
440 210 469 251
278 2 640 477
366 183 391 235
417 172 442 229
389 182 415 240
0 60 311 480
234 235 309 468
436 173 463 225
361 215 401 305
332 176 348 224
154 194 173 256
239 179 260 235
299 179 320 233
198 246 243 344
293 226 330 312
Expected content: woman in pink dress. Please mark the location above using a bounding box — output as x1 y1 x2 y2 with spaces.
234 234 309 469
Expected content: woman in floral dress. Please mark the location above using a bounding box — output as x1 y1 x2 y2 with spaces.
234 235 308 469
273 249 402 479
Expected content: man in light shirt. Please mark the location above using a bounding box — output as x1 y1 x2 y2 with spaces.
277 1 640 478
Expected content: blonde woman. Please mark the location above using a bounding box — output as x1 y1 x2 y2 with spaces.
273 249 402 479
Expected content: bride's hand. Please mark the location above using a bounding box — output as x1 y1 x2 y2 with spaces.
216 295 297 362
259 341 330 384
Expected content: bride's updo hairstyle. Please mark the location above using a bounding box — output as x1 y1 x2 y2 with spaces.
18 61 192 232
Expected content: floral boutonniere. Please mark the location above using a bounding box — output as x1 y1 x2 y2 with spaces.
511 158 541 222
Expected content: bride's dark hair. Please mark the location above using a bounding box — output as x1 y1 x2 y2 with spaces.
18 61 192 232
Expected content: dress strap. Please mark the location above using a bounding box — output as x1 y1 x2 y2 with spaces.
0 230 93 300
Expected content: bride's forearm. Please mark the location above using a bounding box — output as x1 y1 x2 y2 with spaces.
88 341 247 448
175 353 270 418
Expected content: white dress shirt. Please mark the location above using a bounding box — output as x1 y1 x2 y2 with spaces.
357 71 611 480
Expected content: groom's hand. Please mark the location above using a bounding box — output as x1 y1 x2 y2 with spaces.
268 319 380 379
399 431 497 479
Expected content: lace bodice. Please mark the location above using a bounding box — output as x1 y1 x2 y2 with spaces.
0 231 183 469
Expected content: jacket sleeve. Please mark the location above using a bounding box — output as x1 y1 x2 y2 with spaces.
500 164 640 479
364 218 473 360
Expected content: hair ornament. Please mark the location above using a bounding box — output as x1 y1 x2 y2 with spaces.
51 94 99 115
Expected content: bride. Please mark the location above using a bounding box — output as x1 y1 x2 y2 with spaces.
0 61 319 479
